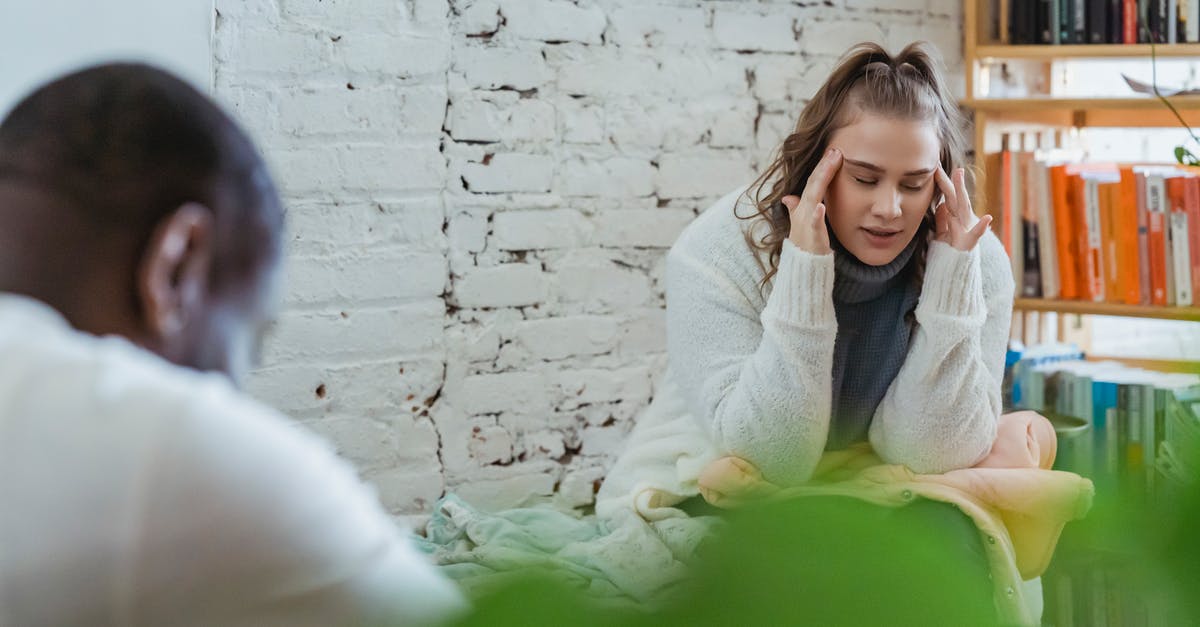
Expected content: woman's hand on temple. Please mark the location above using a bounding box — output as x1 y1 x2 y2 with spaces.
933 167 992 252
783 147 842 255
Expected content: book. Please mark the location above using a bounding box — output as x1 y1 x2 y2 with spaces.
1125 0 1140 42
1167 176 1193 305
1034 159 1061 299
1051 164 1080 299
1118 167 1143 305
1145 172 1169 305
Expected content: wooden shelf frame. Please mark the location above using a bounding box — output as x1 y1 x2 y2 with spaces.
975 43 1200 60
1013 298 1200 321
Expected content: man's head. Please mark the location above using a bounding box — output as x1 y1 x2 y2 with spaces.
0 63 283 384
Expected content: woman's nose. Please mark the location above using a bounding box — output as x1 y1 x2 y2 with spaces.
871 189 903 219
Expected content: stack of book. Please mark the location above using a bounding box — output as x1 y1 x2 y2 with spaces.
991 148 1200 308
1008 343 1200 494
1002 0 1200 44
1008 344 1200 626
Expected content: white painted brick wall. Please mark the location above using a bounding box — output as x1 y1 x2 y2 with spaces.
214 0 963 517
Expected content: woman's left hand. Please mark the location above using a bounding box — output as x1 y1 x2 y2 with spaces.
934 167 993 252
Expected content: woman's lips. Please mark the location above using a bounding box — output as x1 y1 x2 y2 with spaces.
862 227 900 247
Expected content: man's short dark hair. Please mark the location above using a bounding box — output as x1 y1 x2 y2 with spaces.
0 63 283 289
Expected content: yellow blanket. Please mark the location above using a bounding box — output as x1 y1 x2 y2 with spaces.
696 411 1094 626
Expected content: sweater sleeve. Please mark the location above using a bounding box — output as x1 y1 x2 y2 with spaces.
868 233 1015 473
666 238 838 486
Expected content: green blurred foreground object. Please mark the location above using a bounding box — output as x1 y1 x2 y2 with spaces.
452 495 1002 627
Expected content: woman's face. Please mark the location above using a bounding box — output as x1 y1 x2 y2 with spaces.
823 114 941 266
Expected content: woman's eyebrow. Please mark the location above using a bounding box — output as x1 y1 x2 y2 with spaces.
844 158 934 177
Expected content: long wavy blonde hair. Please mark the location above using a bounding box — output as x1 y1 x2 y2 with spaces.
740 41 968 289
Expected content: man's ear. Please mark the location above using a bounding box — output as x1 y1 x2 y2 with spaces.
137 203 215 339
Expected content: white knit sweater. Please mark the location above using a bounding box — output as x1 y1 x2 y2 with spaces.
599 186 1014 509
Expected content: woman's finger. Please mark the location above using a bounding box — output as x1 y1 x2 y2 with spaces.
934 202 951 239
802 148 843 207
935 167 958 216
782 195 801 214
953 168 973 228
964 213 992 246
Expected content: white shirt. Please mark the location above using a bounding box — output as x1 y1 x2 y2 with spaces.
0 295 464 626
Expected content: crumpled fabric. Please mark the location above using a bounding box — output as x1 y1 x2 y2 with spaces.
695 411 1094 627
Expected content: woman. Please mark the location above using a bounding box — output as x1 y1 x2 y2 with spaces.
598 41 1013 514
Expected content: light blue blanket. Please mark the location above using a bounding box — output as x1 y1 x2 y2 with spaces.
414 494 721 603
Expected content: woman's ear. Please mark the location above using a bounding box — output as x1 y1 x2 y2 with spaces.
136 203 215 341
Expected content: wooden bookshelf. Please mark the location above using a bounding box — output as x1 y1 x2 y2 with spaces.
965 97 1200 128
975 43 1200 60
1014 299 1200 321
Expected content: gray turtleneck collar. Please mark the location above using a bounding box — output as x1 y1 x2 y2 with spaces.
830 225 920 304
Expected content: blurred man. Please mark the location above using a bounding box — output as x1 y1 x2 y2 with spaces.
0 64 462 626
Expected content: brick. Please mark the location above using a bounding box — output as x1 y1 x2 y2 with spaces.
555 465 605 508
468 425 515 465
262 302 444 364
277 85 447 138
500 0 606 44
557 99 604 143
458 371 548 414
285 198 445 255
245 358 445 421
606 6 709 48
591 209 693 248
447 96 556 143
366 463 446 514
556 366 652 408
459 0 502 35
452 263 549 307
800 20 887 56
492 209 593 250
274 143 446 195
616 308 668 358
709 102 758 148
656 152 757 199
580 425 627 457
556 157 656 198
446 209 491 254
455 46 551 90
450 471 558 510
554 253 653 311
462 153 554 193
713 10 799 53
215 27 331 75
886 21 961 63
337 34 451 77
279 0 406 31
512 315 620 361
304 417 402 467
284 250 446 307
551 47 659 97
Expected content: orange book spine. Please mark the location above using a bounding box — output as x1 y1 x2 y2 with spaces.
1071 175 1099 301
1118 167 1142 305
1100 183 1121 303
1187 176 1200 302
1051 165 1079 300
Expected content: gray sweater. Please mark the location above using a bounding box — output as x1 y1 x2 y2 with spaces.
826 228 921 449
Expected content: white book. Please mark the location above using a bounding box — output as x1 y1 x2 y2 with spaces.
1171 211 1193 305
1035 160 1060 299
1192 0 1200 43
1009 152 1024 296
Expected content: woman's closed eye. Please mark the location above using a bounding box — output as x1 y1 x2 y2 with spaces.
853 177 926 193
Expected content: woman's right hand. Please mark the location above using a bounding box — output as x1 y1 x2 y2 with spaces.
783 147 842 255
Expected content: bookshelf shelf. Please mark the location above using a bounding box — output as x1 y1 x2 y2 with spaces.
975 43 1200 59
964 97 1200 127
1014 298 1200 321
